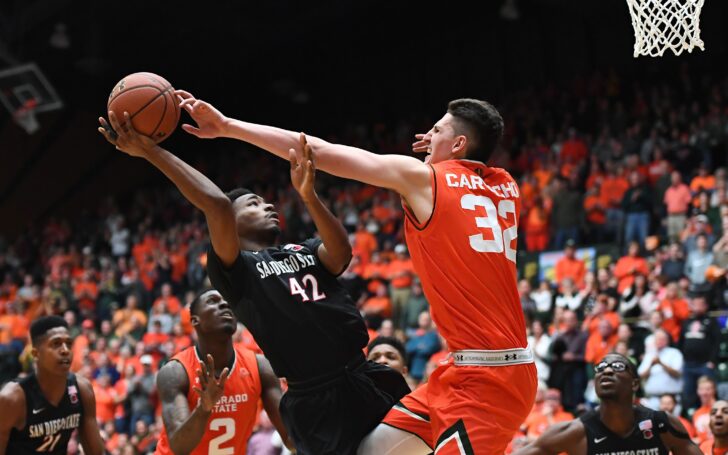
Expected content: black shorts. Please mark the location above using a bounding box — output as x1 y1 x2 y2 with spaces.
280 354 410 455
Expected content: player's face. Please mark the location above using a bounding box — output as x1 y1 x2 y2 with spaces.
423 114 460 164
232 194 280 239
367 344 406 374
194 290 237 335
711 401 728 437
33 327 73 375
594 355 638 401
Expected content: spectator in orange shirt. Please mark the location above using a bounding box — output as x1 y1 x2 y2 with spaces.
613 241 650 294
665 171 694 241
152 282 181 314
524 388 575 440
525 196 551 252
657 282 690 342
387 244 414 330
112 294 148 339
691 163 716 196
73 269 99 316
353 221 378 266
93 373 118 426
601 166 630 242
583 185 607 243
361 283 392 324
555 240 586 289
585 319 619 366
693 376 718 444
141 320 169 355
560 128 588 164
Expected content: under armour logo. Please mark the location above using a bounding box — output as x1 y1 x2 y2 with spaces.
455 354 464 361
504 354 517 361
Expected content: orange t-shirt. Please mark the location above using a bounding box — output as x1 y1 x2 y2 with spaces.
554 257 586 288
693 404 713 443
387 258 414 289
156 346 261 455
700 440 728 455
525 409 575 439
691 175 716 194
585 333 619 364
93 382 116 424
362 296 392 318
584 194 607 225
601 176 630 208
403 160 527 351
613 256 649 294
657 298 690 342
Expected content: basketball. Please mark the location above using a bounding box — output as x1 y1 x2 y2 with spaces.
107 72 180 143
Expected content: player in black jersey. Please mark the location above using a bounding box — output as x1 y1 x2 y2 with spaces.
98 113 410 454
514 353 701 455
0 316 104 455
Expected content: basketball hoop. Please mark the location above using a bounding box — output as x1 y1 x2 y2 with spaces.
626 0 705 57
13 99 39 134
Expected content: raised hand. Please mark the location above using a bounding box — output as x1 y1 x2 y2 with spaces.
97 111 157 158
412 133 429 153
289 133 316 201
176 90 229 139
192 354 230 413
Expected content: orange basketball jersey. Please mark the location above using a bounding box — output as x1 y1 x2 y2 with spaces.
404 160 527 351
156 345 261 455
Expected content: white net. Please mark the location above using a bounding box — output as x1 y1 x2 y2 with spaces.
626 0 705 58
13 105 39 134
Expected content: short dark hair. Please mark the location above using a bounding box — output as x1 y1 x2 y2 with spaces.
189 287 216 316
224 188 253 203
30 316 69 345
447 98 504 163
367 336 407 363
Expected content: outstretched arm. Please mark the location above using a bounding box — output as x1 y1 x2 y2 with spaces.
256 355 295 452
176 91 431 205
290 134 351 275
513 420 584 455
98 112 239 267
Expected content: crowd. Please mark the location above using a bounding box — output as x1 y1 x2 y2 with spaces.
1 66 728 453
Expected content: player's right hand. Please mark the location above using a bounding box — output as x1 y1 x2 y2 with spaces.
412 133 429 153
176 90 229 139
98 111 157 158
193 354 230 413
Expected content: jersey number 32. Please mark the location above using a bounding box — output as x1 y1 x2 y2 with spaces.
461 194 517 263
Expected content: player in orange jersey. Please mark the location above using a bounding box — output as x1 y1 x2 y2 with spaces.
155 289 291 454
176 92 537 454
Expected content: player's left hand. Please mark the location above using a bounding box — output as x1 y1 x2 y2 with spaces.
193 354 230 413
290 132 317 201
98 111 157 158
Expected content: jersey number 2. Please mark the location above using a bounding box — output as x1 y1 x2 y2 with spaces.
289 274 326 301
209 418 235 455
461 194 517 263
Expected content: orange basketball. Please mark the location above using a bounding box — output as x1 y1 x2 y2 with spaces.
107 72 180 143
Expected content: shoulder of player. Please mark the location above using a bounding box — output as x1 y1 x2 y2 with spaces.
0 381 24 428
254 354 277 388
156 360 190 398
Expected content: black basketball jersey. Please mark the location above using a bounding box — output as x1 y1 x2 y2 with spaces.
581 405 670 455
206 238 369 381
7 373 84 455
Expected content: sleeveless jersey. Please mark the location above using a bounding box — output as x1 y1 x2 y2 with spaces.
403 160 527 351
581 405 670 455
7 373 84 455
156 345 262 455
